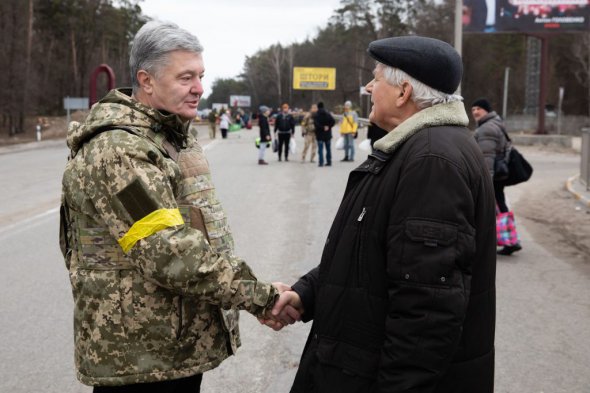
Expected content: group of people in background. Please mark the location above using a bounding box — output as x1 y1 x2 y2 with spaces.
207 107 233 139
255 100 390 167
205 100 392 168
206 107 251 140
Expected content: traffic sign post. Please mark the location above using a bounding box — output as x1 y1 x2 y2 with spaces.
63 97 89 127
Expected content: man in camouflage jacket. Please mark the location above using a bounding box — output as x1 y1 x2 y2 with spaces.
60 21 285 391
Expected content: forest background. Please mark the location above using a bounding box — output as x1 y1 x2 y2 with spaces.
2 0 589 136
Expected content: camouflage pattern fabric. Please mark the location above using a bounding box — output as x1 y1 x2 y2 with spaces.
60 88 277 386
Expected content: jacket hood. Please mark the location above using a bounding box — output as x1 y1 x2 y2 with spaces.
67 88 188 154
373 101 469 154
476 111 503 128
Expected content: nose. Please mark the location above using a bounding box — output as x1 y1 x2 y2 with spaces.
192 77 204 97
365 79 375 94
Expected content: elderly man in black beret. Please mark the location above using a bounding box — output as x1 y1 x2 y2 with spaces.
263 36 497 393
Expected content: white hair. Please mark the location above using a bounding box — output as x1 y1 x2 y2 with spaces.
130 21 203 94
378 62 463 109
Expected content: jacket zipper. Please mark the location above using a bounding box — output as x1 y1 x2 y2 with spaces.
358 207 367 222
355 207 367 287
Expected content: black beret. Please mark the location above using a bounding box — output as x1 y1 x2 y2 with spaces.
471 97 492 112
367 36 463 94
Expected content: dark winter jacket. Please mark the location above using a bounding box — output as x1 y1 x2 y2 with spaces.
474 111 509 178
259 114 271 141
291 101 496 393
314 108 335 142
274 112 296 134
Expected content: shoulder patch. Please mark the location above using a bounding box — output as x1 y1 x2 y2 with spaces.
116 178 159 221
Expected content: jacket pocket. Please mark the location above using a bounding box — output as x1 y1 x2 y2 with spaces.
76 226 134 270
324 207 370 287
314 336 379 387
219 308 239 332
400 218 458 287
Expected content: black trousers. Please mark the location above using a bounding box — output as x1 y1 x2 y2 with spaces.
277 132 291 159
93 374 203 393
494 181 508 213
220 128 228 139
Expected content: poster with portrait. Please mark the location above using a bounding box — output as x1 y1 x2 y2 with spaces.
463 0 590 32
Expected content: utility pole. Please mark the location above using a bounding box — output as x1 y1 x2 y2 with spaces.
503 67 510 119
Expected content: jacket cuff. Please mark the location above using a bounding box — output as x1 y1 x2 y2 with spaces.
292 281 313 322
251 282 279 317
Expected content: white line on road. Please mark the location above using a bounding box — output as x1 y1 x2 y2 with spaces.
0 207 59 238
203 140 218 151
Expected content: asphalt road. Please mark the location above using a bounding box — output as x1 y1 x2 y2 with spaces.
0 126 588 392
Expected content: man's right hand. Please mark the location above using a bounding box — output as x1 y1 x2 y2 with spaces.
258 285 304 331
272 290 304 325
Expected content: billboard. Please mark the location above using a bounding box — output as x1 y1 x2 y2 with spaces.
293 67 336 90
229 95 251 107
463 0 590 32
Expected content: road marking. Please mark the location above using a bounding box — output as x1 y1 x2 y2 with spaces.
203 140 218 151
0 207 59 237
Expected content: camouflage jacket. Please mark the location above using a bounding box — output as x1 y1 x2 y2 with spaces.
60 88 278 386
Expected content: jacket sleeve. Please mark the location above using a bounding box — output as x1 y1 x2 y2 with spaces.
291 266 319 323
377 154 476 392
83 131 277 317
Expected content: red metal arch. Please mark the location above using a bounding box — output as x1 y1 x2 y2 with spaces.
89 64 116 108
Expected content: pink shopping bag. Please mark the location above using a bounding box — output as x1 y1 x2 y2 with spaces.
496 211 519 246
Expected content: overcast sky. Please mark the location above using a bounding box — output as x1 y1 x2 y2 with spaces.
139 0 344 98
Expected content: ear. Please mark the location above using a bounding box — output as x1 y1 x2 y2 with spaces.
137 70 154 94
396 81 413 107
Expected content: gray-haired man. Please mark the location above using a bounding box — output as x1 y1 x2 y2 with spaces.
267 36 497 393
60 21 295 392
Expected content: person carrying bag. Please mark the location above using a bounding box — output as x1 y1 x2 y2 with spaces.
472 97 530 255
338 100 359 162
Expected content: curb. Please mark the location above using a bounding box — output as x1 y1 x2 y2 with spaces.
0 138 65 155
565 174 590 208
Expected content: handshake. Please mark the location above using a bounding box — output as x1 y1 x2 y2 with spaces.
258 282 304 331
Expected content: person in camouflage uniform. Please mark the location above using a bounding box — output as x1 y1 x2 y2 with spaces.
301 104 317 163
207 108 218 139
59 21 294 392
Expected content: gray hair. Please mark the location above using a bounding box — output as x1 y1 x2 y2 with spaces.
378 63 462 109
130 20 203 93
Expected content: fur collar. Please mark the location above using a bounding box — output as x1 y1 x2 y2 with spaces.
373 101 469 154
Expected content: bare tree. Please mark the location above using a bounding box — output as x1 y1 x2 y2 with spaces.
0 0 142 136
23 0 33 118
270 44 284 103
571 32 590 117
